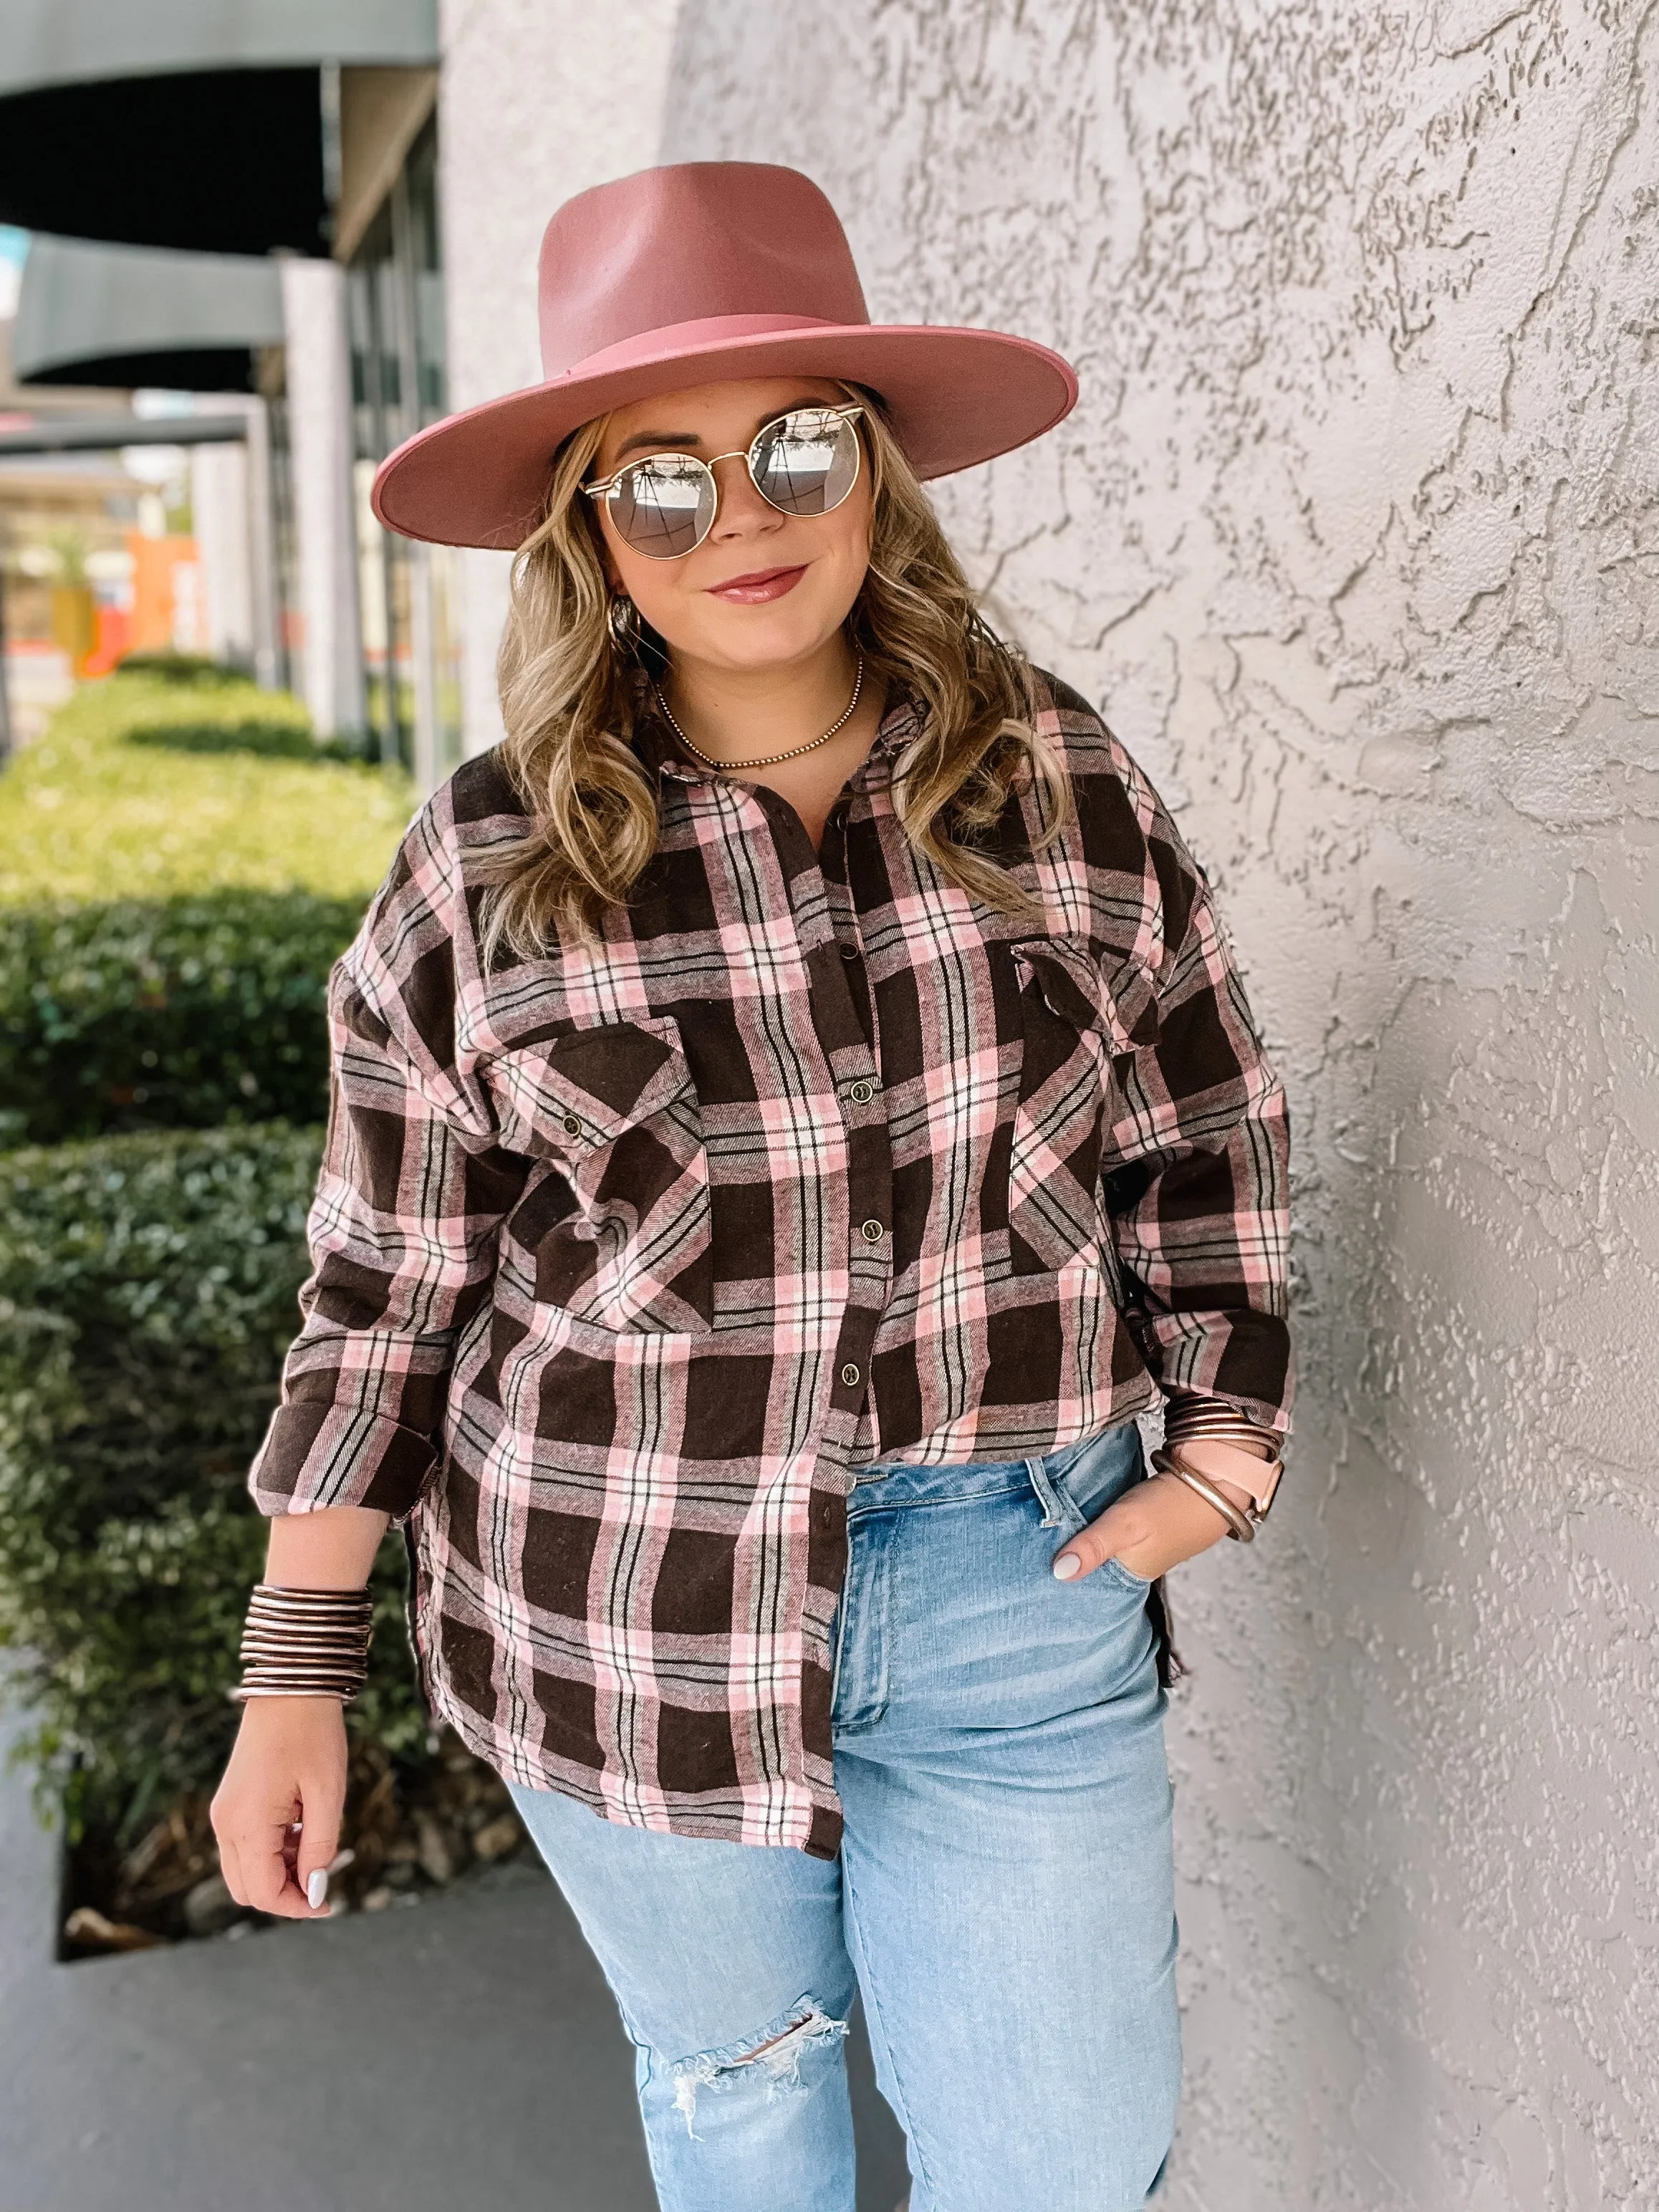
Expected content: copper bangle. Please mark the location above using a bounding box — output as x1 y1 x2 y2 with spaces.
1160 1395 1285 1519
228 1583 375 1705
1151 1447 1259 1543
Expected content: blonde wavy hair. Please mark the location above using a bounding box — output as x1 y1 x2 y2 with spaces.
486 390 1069 955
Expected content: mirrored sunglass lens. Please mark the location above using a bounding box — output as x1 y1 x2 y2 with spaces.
610 456 715 557
751 410 860 517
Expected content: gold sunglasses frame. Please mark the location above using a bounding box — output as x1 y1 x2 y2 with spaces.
583 404 865 559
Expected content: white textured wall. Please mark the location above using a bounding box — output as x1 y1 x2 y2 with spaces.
436 3 1659 2199
438 0 681 751
660 5 1659 2206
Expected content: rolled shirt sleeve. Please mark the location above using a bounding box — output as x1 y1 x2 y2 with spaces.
1102 847 1294 1437
249 857 530 1524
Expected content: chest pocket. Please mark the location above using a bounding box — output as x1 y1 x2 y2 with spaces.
1007 938 1158 1276
486 1015 712 1334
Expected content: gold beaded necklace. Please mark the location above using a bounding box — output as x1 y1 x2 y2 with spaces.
653 653 865 771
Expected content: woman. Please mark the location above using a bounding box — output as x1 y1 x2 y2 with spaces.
213 163 1292 2212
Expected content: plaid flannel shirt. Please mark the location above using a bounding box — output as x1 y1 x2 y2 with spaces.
249 670 1292 1857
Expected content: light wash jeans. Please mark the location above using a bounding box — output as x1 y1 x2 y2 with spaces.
508 1421 1180 2211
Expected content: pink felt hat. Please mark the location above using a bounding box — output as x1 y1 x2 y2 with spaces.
371 162 1079 551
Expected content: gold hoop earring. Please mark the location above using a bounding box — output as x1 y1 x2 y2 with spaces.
607 594 640 658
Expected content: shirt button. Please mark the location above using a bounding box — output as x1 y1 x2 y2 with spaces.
849 1079 875 1105
840 942 860 961
561 1114 583 1138
860 1220 885 1244
840 1362 862 1388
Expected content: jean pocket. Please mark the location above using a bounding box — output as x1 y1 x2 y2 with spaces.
1100 1554 1155 1594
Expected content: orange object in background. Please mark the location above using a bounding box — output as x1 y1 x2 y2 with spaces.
83 605 133 678
126 533 200 655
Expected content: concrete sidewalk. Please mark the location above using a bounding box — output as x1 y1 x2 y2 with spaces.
0 1708 909 2211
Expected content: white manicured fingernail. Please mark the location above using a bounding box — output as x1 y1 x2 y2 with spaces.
325 1847 355 1876
1052 1552 1082 1580
307 1870 329 1909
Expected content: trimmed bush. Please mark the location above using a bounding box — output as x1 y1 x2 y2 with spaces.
0 890 361 1145
113 652 252 686
0 668 413 907
0 1125 429 1842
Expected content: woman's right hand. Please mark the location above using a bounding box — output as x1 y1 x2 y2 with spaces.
211 1695 348 1920
213 1503 388 1918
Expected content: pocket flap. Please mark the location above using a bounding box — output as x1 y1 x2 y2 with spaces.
540 1021 695 1144
1010 938 1159 1055
489 1014 699 1153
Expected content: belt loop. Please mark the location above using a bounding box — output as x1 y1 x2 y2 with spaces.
1025 1453 1068 1530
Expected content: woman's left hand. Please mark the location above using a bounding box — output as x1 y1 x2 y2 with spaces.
1052 1443 1263 1585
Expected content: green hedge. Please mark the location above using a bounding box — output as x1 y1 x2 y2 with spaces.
0 667 413 908
0 890 361 1146
0 1125 430 1842
114 651 257 686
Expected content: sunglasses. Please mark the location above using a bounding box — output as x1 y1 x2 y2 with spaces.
584 404 865 560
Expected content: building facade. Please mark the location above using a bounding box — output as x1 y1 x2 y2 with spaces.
345 112 463 787
0 1 452 779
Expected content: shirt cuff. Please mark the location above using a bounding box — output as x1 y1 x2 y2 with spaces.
1144 1309 1294 1436
248 1398 440 1525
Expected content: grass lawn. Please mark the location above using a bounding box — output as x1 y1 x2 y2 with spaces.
0 670 416 905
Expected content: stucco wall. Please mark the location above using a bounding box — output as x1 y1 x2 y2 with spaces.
438 0 680 748
441 5 1659 2202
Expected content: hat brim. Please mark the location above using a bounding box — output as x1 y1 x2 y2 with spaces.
370 322 1078 551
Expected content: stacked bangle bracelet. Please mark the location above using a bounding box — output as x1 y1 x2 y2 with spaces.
227 1584 375 1704
1152 1393 1286 1544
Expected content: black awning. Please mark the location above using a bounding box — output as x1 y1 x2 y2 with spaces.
19 347 259 393
0 1 438 255
0 68 327 255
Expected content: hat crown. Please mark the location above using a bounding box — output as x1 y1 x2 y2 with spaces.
537 163 870 381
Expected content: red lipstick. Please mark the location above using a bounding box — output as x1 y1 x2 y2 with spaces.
705 564 807 605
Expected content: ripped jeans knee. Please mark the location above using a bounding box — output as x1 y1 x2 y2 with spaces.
664 1996 850 2138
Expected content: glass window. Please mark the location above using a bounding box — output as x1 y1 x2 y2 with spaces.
345 116 461 787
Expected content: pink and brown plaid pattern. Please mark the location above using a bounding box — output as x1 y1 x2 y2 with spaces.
249 671 1292 1857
